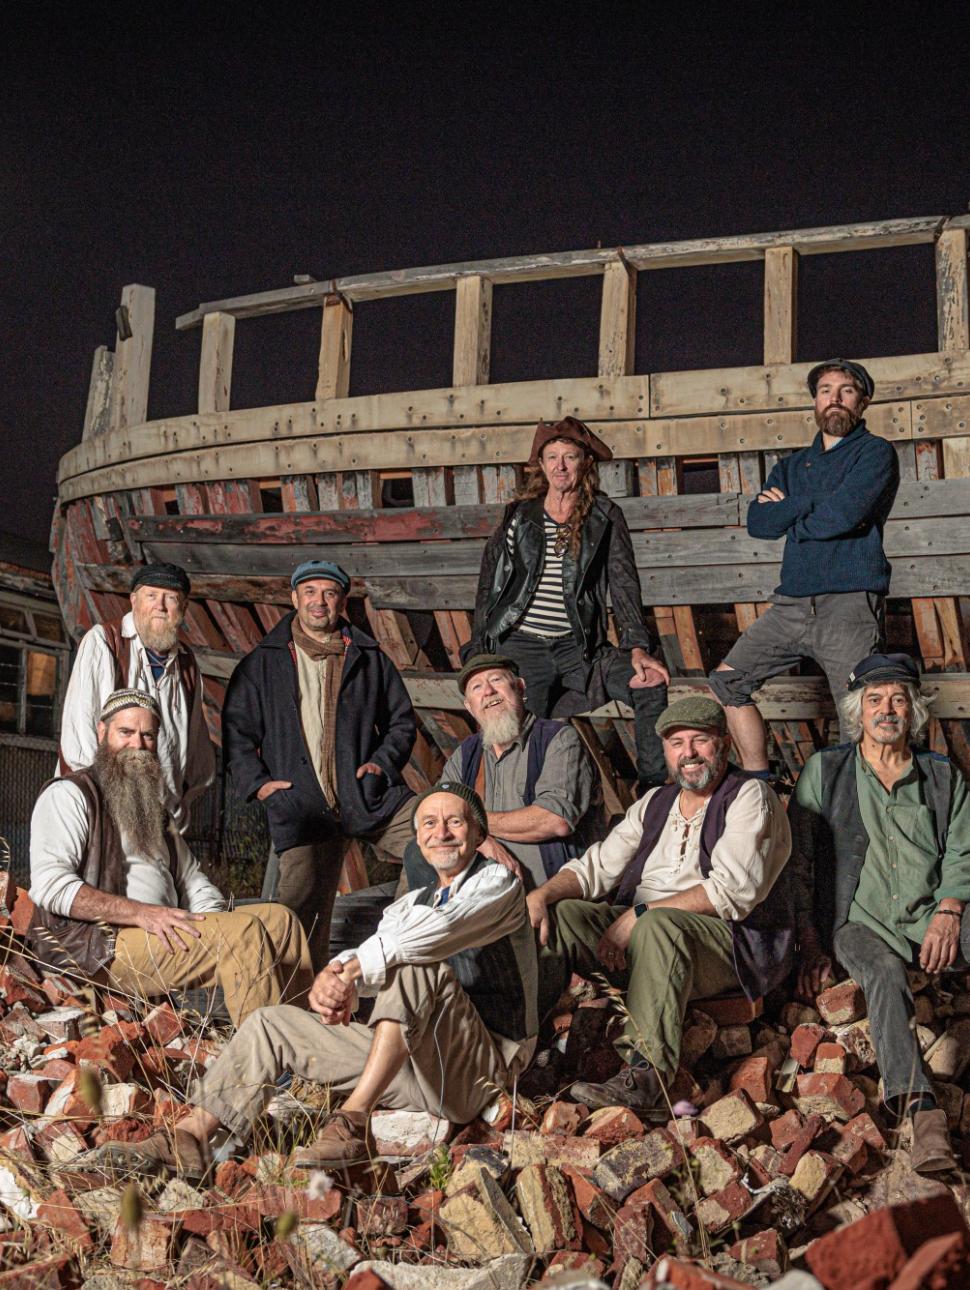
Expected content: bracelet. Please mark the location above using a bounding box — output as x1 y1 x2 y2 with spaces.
936 909 963 919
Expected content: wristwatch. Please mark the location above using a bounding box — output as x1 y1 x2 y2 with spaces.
634 903 648 918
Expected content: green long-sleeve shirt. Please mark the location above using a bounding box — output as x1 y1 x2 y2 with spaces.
795 746 970 958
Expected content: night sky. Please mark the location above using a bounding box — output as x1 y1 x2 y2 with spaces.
4 5 970 545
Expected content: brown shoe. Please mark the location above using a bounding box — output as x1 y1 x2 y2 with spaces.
292 1110 377 1169
570 1065 663 1115
911 1108 958 1174
76 1128 211 1182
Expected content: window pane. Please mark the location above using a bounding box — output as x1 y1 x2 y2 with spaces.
0 647 21 732
0 607 26 635
32 613 64 643
25 651 57 739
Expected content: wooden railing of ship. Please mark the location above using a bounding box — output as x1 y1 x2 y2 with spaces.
53 214 970 883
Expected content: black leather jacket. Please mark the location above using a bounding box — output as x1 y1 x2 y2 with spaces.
469 494 653 661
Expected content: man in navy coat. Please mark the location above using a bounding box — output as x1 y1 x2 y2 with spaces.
223 560 416 967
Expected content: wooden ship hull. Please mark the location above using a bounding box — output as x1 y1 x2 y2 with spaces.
51 214 970 881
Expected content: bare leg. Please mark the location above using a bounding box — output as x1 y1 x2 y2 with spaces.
341 1020 410 1112
175 1106 221 1145
714 665 769 770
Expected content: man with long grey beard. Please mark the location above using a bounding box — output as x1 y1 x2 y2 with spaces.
528 696 792 1114
58 563 215 834
402 654 602 892
29 690 313 1026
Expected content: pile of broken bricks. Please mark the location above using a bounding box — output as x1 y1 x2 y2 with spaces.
0 884 969 1288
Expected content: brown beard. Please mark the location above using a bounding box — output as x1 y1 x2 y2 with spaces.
814 404 862 438
93 742 167 857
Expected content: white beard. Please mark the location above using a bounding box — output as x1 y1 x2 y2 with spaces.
480 709 523 746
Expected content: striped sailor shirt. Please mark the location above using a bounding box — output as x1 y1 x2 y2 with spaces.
508 511 573 637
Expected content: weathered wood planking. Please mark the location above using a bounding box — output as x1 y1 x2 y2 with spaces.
175 216 946 328
108 285 155 434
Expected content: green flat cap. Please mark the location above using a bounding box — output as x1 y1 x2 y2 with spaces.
456 653 520 695
656 695 727 738
411 781 488 836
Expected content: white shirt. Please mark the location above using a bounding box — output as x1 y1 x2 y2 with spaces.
336 857 536 1069
30 779 226 918
562 778 791 920
58 613 216 833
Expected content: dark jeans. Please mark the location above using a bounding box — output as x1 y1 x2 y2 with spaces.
501 629 667 789
832 920 970 1103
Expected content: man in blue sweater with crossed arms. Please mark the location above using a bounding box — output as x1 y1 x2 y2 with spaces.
709 359 899 774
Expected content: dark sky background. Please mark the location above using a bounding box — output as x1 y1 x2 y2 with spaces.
3 4 970 545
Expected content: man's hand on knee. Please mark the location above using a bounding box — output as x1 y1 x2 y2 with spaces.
595 908 637 973
136 905 206 955
309 959 359 1024
920 911 962 974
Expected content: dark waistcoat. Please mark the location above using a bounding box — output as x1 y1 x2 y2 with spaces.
614 770 794 1000
811 744 953 946
28 769 178 979
412 852 536 1042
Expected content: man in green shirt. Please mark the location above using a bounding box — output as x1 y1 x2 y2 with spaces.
790 653 970 1174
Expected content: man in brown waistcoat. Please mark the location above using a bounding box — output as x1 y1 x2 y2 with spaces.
528 696 792 1112
29 689 313 1025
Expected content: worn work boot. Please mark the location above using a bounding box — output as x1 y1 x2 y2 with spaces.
77 1127 211 1182
570 1064 663 1115
911 1108 958 1174
292 1110 378 1169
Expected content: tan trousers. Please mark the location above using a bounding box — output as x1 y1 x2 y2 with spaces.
192 961 528 1136
277 796 415 970
107 902 314 1028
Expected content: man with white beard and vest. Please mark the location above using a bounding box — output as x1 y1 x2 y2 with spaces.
82 783 537 1179
529 695 792 1113
58 563 214 835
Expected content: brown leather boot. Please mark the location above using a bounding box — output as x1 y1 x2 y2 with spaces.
570 1065 663 1114
292 1110 377 1169
911 1108 957 1174
77 1128 211 1181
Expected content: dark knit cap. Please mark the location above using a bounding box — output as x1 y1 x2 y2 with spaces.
457 653 520 695
131 563 190 596
411 781 488 837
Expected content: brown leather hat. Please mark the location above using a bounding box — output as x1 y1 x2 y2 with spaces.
529 416 613 465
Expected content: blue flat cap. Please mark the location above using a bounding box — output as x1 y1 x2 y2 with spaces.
848 653 921 691
290 560 351 592
807 359 875 400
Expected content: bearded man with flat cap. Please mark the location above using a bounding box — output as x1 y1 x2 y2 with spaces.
29 689 313 1026
791 653 970 1174
467 417 670 794
710 360 899 777
529 696 792 1114
59 562 215 834
86 782 537 1180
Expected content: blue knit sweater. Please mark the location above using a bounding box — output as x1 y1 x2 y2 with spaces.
746 422 900 596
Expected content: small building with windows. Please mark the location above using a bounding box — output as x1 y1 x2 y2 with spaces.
0 532 69 875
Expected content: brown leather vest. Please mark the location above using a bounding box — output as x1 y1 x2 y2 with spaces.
28 768 178 979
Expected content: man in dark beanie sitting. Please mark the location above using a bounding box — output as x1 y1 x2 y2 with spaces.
791 652 970 1174
59 562 214 834
529 696 792 1113
90 782 537 1178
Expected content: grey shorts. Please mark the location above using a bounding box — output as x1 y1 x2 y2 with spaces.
708 591 885 713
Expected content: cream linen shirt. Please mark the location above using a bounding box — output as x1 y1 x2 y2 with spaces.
561 778 791 920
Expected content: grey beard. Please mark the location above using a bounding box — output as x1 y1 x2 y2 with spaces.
480 709 523 746
94 743 167 857
870 718 907 745
135 619 179 654
674 745 728 791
